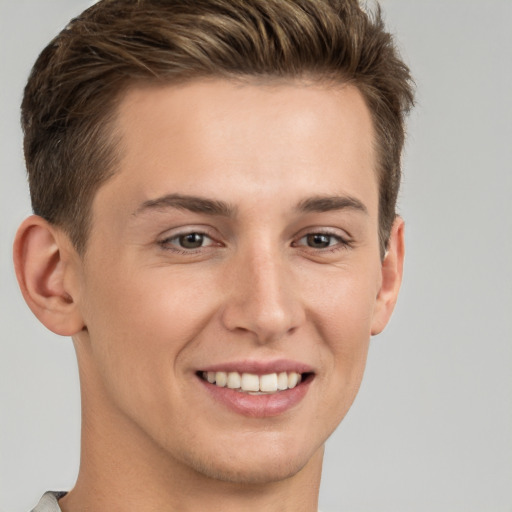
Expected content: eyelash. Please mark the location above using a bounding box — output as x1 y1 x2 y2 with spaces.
159 231 217 254
158 229 351 255
293 231 352 253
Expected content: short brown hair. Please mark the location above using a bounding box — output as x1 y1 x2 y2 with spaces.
22 0 414 255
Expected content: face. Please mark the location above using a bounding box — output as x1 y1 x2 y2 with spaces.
71 79 398 484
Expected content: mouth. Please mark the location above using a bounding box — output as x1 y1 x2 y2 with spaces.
195 366 314 417
197 370 313 395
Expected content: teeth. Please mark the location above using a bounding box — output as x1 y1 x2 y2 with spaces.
215 371 227 387
277 371 288 390
241 373 260 392
227 371 241 389
202 371 304 393
260 373 278 392
288 372 299 389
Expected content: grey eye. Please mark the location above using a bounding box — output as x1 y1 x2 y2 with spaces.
305 233 335 248
178 233 206 249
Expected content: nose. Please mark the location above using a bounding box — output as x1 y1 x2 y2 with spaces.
220 246 305 344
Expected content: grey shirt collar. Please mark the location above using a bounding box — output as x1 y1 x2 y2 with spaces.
31 491 66 512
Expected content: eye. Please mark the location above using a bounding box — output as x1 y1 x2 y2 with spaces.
160 231 216 251
304 233 336 248
297 233 345 249
177 233 209 249
293 231 352 253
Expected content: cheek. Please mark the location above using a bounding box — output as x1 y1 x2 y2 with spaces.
84 263 214 341
311 262 379 339
307 264 378 396
78 266 217 404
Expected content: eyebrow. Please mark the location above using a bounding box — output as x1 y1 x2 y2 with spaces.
134 194 236 217
296 195 368 215
133 193 367 218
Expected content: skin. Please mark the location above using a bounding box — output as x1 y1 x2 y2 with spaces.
14 79 404 512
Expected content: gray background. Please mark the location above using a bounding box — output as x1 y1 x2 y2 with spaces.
1 1 511 511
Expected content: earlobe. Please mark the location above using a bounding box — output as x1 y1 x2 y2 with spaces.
13 215 85 336
370 216 405 336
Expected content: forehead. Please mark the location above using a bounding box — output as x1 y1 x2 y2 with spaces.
96 78 378 221
116 78 375 158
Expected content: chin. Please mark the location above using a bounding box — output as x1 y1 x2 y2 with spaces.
176 434 321 485
190 454 311 485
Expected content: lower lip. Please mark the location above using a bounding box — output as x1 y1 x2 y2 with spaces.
198 375 313 418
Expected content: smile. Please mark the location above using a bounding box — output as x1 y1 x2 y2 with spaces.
196 361 314 417
200 371 303 394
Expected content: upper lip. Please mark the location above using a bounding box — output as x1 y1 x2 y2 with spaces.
199 359 314 375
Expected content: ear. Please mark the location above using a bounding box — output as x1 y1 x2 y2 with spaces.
13 215 85 336
371 216 405 336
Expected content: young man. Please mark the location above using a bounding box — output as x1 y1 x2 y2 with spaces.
14 0 414 510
